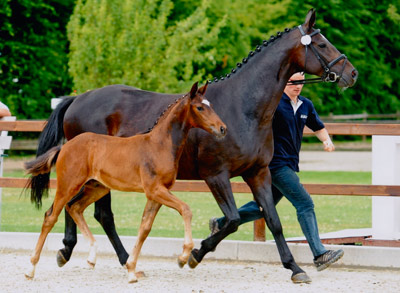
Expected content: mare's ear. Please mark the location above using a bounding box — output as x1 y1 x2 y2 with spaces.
190 81 199 99
304 8 316 33
197 81 208 96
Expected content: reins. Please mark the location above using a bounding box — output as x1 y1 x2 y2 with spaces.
287 25 347 85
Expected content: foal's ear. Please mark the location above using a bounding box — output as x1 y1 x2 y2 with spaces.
190 81 199 99
197 81 208 96
304 8 316 33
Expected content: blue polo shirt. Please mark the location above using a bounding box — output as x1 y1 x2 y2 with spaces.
269 93 325 172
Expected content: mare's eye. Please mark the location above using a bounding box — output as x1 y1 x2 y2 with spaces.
197 106 204 111
318 43 326 48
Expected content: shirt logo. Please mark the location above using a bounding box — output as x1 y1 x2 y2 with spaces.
300 114 308 119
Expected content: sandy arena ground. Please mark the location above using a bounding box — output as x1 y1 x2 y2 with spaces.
0 249 399 293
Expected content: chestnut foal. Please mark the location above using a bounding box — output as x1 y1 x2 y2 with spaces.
24 82 226 283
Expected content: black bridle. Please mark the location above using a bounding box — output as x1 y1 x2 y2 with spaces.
288 25 347 85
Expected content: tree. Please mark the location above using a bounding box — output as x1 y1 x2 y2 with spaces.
67 0 290 94
0 0 74 119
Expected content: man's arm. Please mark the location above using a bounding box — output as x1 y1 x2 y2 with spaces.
314 128 335 152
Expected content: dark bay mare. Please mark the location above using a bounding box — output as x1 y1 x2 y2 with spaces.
30 9 358 283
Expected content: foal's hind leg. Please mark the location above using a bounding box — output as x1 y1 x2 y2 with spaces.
126 199 161 283
66 183 111 268
26 193 71 279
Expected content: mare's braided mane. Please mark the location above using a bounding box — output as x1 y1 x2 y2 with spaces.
208 27 294 84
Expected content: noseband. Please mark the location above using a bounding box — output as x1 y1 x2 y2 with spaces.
288 25 347 85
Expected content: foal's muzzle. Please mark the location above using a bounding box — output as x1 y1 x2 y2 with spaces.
215 125 227 138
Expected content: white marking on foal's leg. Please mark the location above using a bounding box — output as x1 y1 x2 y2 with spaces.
87 242 98 268
25 264 36 279
128 271 138 283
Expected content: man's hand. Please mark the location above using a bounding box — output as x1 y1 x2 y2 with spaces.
323 140 335 152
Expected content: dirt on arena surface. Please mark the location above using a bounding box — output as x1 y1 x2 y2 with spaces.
1 249 399 293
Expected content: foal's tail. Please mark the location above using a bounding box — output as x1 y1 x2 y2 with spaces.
25 146 62 208
28 96 74 209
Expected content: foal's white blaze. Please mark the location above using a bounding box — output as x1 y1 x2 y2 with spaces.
202 99 210 106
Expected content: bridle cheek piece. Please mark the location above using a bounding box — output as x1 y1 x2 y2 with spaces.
289 25 348 85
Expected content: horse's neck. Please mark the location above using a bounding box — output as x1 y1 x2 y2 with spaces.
149 98 191 156
208 33 298 124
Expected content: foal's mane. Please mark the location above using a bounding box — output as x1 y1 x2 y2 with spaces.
208 27 295 84
142 93 188 134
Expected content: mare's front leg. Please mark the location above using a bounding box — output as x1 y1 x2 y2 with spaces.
243 167 311 284
188 172 240 268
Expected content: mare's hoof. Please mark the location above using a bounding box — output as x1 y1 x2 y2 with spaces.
56 250 68 267
24 273 34 280
188 249 200 269
291 272 312 284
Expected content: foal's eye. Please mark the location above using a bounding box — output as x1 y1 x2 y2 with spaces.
318 43 327 48
196 106 204 111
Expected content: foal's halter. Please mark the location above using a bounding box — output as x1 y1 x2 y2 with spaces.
288 25 347 85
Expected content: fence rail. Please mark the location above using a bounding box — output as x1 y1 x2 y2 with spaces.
1 120 399 135
320 111 400 121
1 120 400 242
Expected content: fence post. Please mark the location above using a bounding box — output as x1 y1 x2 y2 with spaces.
0 116 16 230
371 135 400 240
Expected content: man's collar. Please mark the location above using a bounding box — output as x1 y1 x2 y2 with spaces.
282 92 304 102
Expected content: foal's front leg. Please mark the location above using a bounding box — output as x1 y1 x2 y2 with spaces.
147 187 194 267
126 199 161 283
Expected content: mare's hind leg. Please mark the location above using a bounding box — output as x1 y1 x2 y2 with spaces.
66 182 111 268
126 199 161 283
26 192 72 279
93 193 129 266
57 188 83 267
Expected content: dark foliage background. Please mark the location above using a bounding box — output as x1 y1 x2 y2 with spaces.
1 0 399 120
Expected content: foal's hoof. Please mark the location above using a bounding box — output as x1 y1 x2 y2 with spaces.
87 260 96 269
25 265 36 280
177 257 186 268
188 249 199 269
291 272 312 284
56 250 68 267
136 271 146 278
128 272 138 283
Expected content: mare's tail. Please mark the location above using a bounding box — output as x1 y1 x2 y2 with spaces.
28 97 75 209
25 146 62 208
